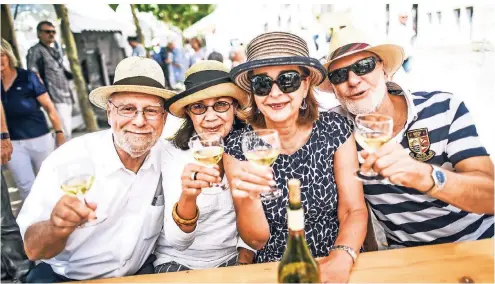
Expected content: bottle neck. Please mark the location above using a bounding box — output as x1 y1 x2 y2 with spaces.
288 207 304 232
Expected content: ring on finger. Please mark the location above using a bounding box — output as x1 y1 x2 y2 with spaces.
191 171 198 181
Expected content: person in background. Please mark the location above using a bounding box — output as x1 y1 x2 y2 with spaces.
207 51 224 63
166 40 187 90
188 37 207 67
225 32 368 283
128 36 146 57
1 38 65 202
17 57 175 282
1 100 34 283
325 26 493 248
388 10 416 73
151 38 171 89
230 45 246 68
26 21 74 140
154 60 254 273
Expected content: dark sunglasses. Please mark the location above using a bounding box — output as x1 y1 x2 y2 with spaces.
327 56 381 85
250 71 307 96
187 101 234 115
41 30 56 34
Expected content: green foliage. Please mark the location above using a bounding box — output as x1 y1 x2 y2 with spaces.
108 4 215 31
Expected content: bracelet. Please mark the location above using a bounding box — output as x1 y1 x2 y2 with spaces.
55 130 64 134
329 245 357 263
1 132 10 140
172 202 199 227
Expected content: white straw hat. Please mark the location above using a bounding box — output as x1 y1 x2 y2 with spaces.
89 57 176 109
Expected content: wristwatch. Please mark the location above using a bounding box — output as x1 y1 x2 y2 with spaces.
1 132 10 140
424 165 447 195
330 245 357 263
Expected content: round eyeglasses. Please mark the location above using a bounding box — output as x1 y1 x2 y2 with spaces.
108 101 164 120
187 101 234 115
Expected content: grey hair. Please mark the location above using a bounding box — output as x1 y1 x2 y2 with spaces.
1 38 18 68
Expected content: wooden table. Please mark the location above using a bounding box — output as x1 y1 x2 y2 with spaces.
91 239 493 283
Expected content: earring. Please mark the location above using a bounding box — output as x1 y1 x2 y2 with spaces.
300 98 308 110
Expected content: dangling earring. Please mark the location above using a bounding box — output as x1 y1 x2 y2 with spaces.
300 98 308 110
255 107 261 114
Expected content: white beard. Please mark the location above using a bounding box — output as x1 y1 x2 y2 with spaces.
113 128 156 158
336 77 387 115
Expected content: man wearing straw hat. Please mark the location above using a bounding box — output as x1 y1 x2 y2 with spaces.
17 57 175 282
324 26 494 249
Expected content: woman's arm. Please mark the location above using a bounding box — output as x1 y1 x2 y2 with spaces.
37 93 65 147
319 136 368 283
224 153 271 250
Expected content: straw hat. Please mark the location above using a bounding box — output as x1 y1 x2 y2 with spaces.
165 60 249 118
230 31 326 93
89 57 175 109
318 26 405 92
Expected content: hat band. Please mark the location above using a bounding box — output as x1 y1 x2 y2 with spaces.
330 43 371 60
185 70 230 90
113 76 164 89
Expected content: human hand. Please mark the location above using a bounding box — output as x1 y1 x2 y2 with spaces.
55 132 66 148
318 250 353 283
237 247 255 265
229 161 275 199
360 142 433 191
181 163 221 198
1 138 13 164
50 195 97 236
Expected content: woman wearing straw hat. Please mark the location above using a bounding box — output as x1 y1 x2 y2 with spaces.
153 60 255 273
224 32 367 282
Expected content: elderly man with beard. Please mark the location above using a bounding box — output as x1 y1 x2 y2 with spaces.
16 57 175 282
324 27 494 249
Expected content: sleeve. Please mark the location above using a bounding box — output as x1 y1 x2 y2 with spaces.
324 112 354 150
27 70 47 97
224 129 247 161
236 236 257 253
446 99 488 167
26 47 42 74
16 156 63 240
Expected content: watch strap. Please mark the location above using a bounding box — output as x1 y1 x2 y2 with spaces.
330 245 357 263
1 132 10 140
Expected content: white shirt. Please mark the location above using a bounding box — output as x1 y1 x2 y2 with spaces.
154 140 254 269
17 130 164 280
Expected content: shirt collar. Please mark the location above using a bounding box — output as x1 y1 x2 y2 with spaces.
94 130 160 177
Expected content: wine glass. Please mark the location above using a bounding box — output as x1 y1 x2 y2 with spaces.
58 159 95 203
241 129 282 202
188 132 226 193
354 114 393 181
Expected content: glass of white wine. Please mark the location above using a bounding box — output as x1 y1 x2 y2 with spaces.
354 114 393 181
241 129 282 202
189 132 226 193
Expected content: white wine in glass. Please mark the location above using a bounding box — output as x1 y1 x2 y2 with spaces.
61 174 95 197
189 132 226 192
354 114 393 181
242 129 282 202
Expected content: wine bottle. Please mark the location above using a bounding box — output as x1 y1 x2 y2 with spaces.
278 179 321 283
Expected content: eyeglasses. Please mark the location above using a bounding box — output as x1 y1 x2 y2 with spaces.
327 57 380 85
187 101 234 115
108 101 164 120
41 30 56 34
250 71 307 96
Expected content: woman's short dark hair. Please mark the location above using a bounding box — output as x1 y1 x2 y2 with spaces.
169 99 244 150
241 66 319 128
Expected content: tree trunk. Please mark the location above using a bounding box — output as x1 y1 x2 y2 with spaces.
1 4 22 68
53 4 99 132
130 4 145 45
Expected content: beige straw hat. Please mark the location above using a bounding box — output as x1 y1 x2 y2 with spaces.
89 57 176 109
165 60 249 118
318 26 405 92
230 31 326 93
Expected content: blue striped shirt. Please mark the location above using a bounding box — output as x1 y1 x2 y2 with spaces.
332 82 493 247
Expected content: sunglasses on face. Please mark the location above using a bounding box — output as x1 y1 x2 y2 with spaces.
41 30 56 34
187 101 234 115
250 71 307 96
327 56 380 85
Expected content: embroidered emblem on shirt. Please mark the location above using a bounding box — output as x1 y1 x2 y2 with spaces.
407 128 435 162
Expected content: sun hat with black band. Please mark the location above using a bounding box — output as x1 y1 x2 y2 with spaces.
230 31 327 93
89 57 175 109
165 60 248 118
318 26 405 92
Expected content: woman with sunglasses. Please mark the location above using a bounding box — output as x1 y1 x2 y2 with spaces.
224 32 368 283
153 60 255 273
